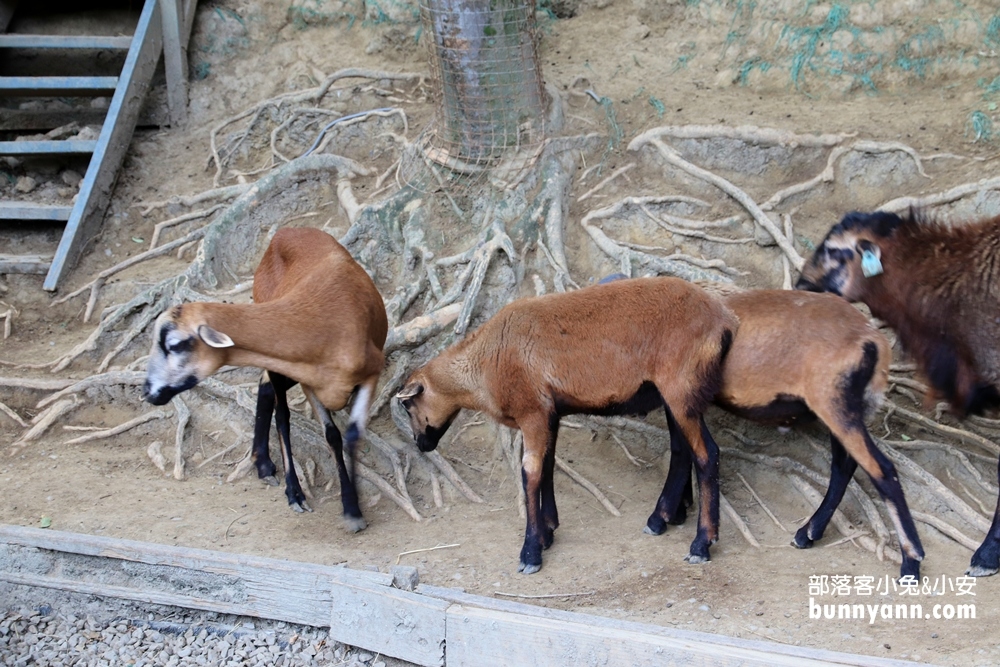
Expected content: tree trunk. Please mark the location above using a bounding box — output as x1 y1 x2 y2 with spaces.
423 0 546 163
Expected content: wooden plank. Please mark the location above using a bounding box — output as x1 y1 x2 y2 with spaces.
0 140 97 155
425 587 920 667
0 34 133 49
160 0 188 125
329 578 447 667
44 0 163 291
0 525 388 627
0 203 73 221
0 526 921 667
443 604 918 667
0 76 120 95
0 254 50 274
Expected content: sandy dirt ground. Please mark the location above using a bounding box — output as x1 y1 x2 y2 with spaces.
3 1 1000 665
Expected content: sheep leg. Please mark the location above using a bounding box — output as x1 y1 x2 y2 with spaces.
644 409 694 535
968 457 1000 577
683 417 721 564
817 347 924 578
517 413 555 574
271 372 312 513
793 435 857 549
658 400 720 564
251 371 279 485
540 413 560 548
852 429 924 579
304 388 366 533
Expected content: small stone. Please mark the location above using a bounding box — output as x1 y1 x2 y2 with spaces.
61 170 83 187
356 652 374 662
91 97 110 110
391 565 419 591
15 176 37 193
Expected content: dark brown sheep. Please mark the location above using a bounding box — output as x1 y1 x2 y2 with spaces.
797 209 1000 576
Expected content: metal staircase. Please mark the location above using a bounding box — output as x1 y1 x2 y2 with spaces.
0 0 196 290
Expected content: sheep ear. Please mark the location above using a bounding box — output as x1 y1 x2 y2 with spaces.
857 240 883 278
198 324 235 348
396 382 424 400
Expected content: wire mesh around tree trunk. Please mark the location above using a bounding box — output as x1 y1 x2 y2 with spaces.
400 0 547 192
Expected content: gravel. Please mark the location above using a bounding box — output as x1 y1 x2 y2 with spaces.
0 602 415 667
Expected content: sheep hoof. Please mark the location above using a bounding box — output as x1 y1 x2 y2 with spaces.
518 562 541 575
792 525 815 549
262 475 280 487
965 564 999 578
290 502 307 513
683 553 709 565
343 516 367 533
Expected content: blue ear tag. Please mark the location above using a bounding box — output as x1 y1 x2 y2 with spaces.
861 249 883 278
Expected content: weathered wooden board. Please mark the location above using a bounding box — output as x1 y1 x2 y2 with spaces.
423 586 921 667
0 525 387 628
330 576 448 667
0 526 922 667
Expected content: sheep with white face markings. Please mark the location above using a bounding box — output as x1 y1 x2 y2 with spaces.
396 276 737 574
143 227 387 532
797 209 1000 577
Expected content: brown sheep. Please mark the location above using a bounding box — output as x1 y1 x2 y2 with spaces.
659 288 924 579
396 277 737 574
143 227 388 532
797 209 1000 576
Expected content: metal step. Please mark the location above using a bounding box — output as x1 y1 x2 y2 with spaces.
0 140 97 155
0 34 133 49
0 202 74 221
0 76 119 96
0 254 52 275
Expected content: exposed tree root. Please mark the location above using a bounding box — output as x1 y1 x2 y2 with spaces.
720 492 760 548
135 184 250 217
582 198 738 281
577 163 635 202
632 125 854 148
736 471 789 533
882 399 1000 456
0 401 27 428
878 175 1000 214
208 68 421 186
11 398 79 453
555 455 621 517
629 134 804 270
63 410 168 445
911 511 979 551
879 442 991 534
